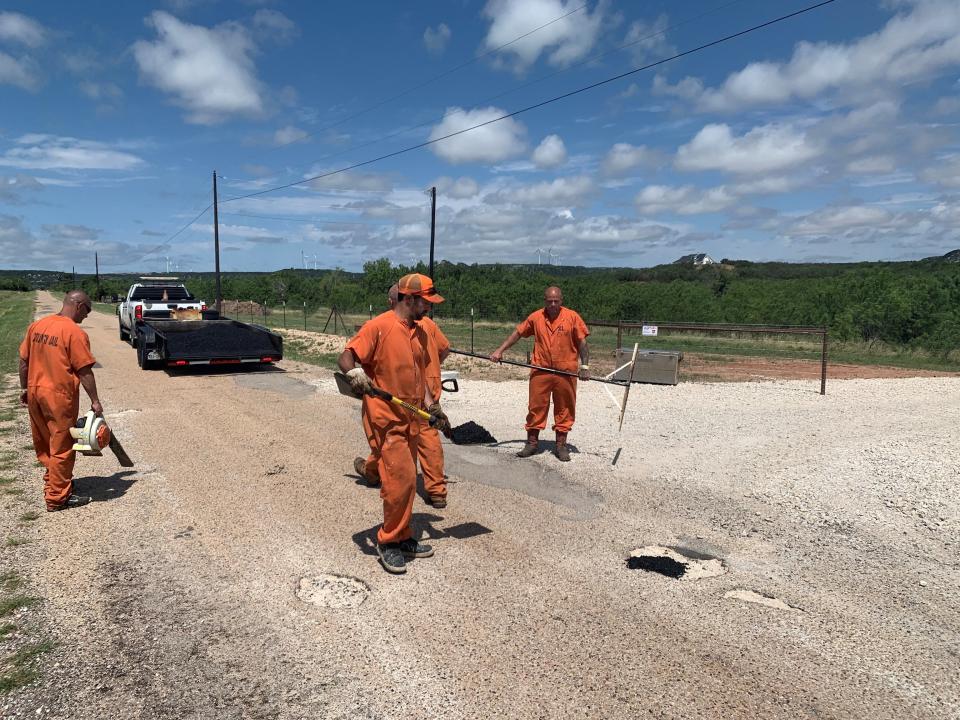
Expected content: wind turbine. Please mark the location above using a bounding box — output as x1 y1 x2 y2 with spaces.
535 248 546 265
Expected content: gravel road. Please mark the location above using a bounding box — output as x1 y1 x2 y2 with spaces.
1 292 957 719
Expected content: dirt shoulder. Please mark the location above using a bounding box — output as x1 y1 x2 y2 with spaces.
2 292 957 719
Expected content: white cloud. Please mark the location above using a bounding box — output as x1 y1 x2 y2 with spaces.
132 11 263 124
635 184 736 215
273 125 308 145
0 51 39 90
304 168 394 192
481 0 605 72
197 222 287 244
423 23 451 55
675 123 821 175
791 205 896 235
0 174 43 204
428 106 526 164
623 14 673 65
602 143 656 176
661 1 960 111
252 9 298 44
0 12 47 47
531 134 567 169
921 154 960 188
489 175 593 207
847 155 897 174
0 135 144 171
80 81 123 101
434 176 480 198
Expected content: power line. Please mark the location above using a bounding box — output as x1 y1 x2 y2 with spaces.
222 0 837 205
106 204 212 268
286 0 751 174
219 211 393 226
269 3 588 152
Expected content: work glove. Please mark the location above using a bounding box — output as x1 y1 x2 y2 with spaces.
346 367 373 396
578 368 591 381
427 402 451 436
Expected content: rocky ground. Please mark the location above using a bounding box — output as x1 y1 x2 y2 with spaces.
0 292 957 719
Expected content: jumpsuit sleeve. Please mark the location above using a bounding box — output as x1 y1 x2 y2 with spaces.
18 323 33 362
515 312 536 338
345 321 380 366
68 327 96 372
571 313 590 345
433 326 451 356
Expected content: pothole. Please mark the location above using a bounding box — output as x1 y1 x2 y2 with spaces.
626 545 727 580
296 574 370 608
724 589 802 611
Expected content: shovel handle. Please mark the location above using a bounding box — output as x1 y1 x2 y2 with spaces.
368 387 440 427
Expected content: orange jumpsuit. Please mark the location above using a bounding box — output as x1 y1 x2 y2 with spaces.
418 316 450 501
19 315 96 510
515 307 590 434
347 311 430 545
360 316 450 501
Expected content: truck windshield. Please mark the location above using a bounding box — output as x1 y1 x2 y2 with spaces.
131 286 194 301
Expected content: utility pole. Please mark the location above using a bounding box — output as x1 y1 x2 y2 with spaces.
429 186 437 280
213 170 222 314
72 266 75 287
95 252 100 300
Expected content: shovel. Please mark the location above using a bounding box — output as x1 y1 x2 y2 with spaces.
333 372 496 445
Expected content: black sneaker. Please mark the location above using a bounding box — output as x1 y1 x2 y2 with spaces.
398 537 434 558
47 494 92 512
377 543 407 574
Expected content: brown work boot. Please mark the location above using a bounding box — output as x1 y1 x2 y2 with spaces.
353 457 380 487
429 495 447 509
516 430 540 458
554 433 571 462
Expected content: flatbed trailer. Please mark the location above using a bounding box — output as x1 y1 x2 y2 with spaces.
135 318 283 370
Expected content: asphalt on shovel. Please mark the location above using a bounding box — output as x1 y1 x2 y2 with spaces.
334 372 495 444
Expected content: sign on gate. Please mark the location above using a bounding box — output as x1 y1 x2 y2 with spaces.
642 325 658 336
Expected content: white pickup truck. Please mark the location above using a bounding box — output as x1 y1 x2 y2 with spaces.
117 278 206 345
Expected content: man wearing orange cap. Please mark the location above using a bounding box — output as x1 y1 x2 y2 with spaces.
338 273 445 574
354 284 451 508
491 286 589 462
19 290 103 511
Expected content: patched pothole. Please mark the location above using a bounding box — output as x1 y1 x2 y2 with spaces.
627 545 727 581
724 589 802 611
296 574 370 608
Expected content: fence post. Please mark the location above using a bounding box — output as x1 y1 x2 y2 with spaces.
369 303 373 320
303 301 306 331
820 327 828 396
282 301 286 328
470 308 474 354
617 319 623 352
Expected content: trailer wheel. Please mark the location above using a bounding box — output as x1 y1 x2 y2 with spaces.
129 328 138 348
119 322 129 342
137 337 154 370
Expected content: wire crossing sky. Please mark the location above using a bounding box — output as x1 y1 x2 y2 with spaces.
1 0 958 273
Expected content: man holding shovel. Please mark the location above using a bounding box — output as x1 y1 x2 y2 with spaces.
338 273 444 574
354 284 451 509
490 286 590 462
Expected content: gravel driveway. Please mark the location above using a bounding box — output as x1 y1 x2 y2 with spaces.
2 292 957 719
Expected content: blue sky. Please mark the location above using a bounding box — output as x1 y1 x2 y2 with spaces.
1 0 958 274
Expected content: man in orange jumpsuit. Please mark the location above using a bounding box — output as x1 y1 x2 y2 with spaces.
491 286 590 462
19 290 103 511
338 273 444 574
354 284 452 508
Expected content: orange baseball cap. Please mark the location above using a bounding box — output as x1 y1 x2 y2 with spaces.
397 273 444 303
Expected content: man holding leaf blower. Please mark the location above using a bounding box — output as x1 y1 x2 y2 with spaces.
337 273 446 574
